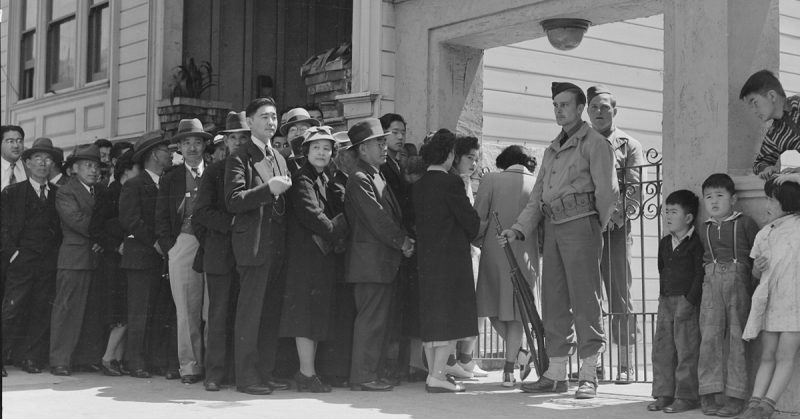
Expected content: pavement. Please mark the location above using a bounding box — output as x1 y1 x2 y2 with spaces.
1 368 713 419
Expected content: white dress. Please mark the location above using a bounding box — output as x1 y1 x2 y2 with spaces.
743 214 800 340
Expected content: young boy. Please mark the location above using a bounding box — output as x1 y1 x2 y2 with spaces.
697 173 760 417
739 70 800 179
649 190 704 413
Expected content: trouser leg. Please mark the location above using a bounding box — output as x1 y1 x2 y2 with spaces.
204 272 233 383
350 283 394 384
673 296 700 400
49 270 92 367
2 262 36 360
698 266 724 396
541 220 575 361
601 223 638 353
652 296 677 398
168 233 205 377
125 268 160 371
23 266 56 363
724 267 751 399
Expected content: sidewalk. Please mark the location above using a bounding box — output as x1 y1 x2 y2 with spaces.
2 368 709 419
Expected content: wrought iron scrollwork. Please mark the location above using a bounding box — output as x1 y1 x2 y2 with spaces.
621 148 662 222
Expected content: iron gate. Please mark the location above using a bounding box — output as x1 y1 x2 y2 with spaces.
476 148 663 384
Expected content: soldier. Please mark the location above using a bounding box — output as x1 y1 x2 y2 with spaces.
500 82 618 399
586 85 644 381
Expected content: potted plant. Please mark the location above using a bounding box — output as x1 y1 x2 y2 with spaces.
157 58 231 136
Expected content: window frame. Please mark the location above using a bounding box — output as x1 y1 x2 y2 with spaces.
18 0 38 100
45 9 77 92
86 0 110 83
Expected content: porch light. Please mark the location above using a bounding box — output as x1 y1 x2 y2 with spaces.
541 18 591 51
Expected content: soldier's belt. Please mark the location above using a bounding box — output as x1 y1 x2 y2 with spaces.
541 192 596 223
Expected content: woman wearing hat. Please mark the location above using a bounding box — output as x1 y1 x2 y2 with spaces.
279 108 321 174
279 126 348 392
413 129 480 393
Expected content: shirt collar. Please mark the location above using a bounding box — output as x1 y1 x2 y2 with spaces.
78 180 93 194
551 121 588 150
670 226 694 248
769 213 796 229
705 211 742 225
28 178 49 193
2 157 22 170
185 160 204 176
145 168 161 186
251 136 273 157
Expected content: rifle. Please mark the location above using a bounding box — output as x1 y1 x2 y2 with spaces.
493 211 548 378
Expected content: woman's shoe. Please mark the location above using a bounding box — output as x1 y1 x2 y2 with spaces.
426 376 465 393
458 360 488 378
112 360 130 375
502 371 516 387
295 372 331 393
101 360 122 377
444 363 473 379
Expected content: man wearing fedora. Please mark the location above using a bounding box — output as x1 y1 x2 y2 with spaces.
155 118 209 384
500 82 618 399
345 118 414 392
193 111 250 391
49 144 106 376
1 138 63 376
119 131 177 378
225 97 292 395
1 125 27 191
280 107 321 174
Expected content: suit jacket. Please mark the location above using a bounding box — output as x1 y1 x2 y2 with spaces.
56 177 102 270
118 171 163 270
224 139 289 268
380 156 412 230
1 180 61 264
90 180 126 254
192 159 235 275
344 159 406 284
155 164 188 254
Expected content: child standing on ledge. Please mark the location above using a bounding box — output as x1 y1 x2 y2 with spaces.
739 176 800 419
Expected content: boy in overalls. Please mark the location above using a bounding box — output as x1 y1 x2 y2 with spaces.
697 173 759 417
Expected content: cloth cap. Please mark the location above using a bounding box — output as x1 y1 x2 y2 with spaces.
551 81 586 103
587 84 613 104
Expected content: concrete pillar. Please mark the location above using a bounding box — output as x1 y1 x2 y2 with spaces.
430 43 484 136
662 0 779 196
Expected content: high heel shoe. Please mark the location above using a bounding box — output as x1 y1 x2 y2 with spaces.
426 375 465 393
295 372 331 393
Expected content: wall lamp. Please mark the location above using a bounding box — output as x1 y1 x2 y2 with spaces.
541 18 592 51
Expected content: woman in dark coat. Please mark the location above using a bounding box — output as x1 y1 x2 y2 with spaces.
413 129 480 393
279 126 348 392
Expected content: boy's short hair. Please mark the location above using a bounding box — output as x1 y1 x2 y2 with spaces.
764 177 800 213
665 189 700 219
702 173 736 195
739 70 786 100
379 113 406 130
245 97 277 117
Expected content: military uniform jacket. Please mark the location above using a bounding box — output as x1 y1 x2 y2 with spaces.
607 127 644 228
512 121 619 238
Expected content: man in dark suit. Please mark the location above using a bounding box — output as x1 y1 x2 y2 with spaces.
119 131 174 378
155 118 209 384
193 111 250 391
1 138 63 376
49 144 105 376
225 97 292 395
344 118 414 392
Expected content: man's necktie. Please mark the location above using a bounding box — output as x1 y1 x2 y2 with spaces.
9 166 17 185
89 186 95 197
40 184 47 201
191 167 200 178
559 132 569 147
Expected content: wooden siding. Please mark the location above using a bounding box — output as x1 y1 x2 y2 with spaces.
116 0 149 137
380 0 396 114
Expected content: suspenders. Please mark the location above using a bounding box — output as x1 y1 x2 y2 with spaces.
705 219 739 265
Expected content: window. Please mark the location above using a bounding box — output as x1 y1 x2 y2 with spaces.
19 0 37 99
45 0 77 91
86 0 109 82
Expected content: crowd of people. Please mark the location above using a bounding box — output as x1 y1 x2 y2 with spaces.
1 68 800 417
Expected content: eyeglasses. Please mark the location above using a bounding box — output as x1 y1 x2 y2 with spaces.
30 156 54 164
3 138 23 145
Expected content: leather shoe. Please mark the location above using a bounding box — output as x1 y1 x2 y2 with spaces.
351 379 393 391
205 381 221 392
663 398 698 413
165 370 180 380
575 380 597 399
237 384 273 395
181 374 202 384
112 360 130 375
701 394 721 416
647 396 674 411
50 365 71 376
130 369 151 378
20 359 41 374
100 361 122 377
426 375 465 393
521 376 567 393
266 379 290 391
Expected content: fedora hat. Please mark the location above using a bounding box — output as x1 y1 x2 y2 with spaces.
132 130 169 163
21 137 63 162
67 144 102 166
301 125 336 146
219 111 250 134
332 131 351 148
171 118 213 143
279 108 321 136
346 118 389 150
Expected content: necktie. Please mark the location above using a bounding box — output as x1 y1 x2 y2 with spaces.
9 166 17 185
89 186 95 197
559 132 569 147
191 167 200 178
40 184 47 201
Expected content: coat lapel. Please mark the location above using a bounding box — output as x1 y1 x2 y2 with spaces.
248 141 272 184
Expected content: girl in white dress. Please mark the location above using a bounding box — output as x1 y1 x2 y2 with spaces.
740 175 800 419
